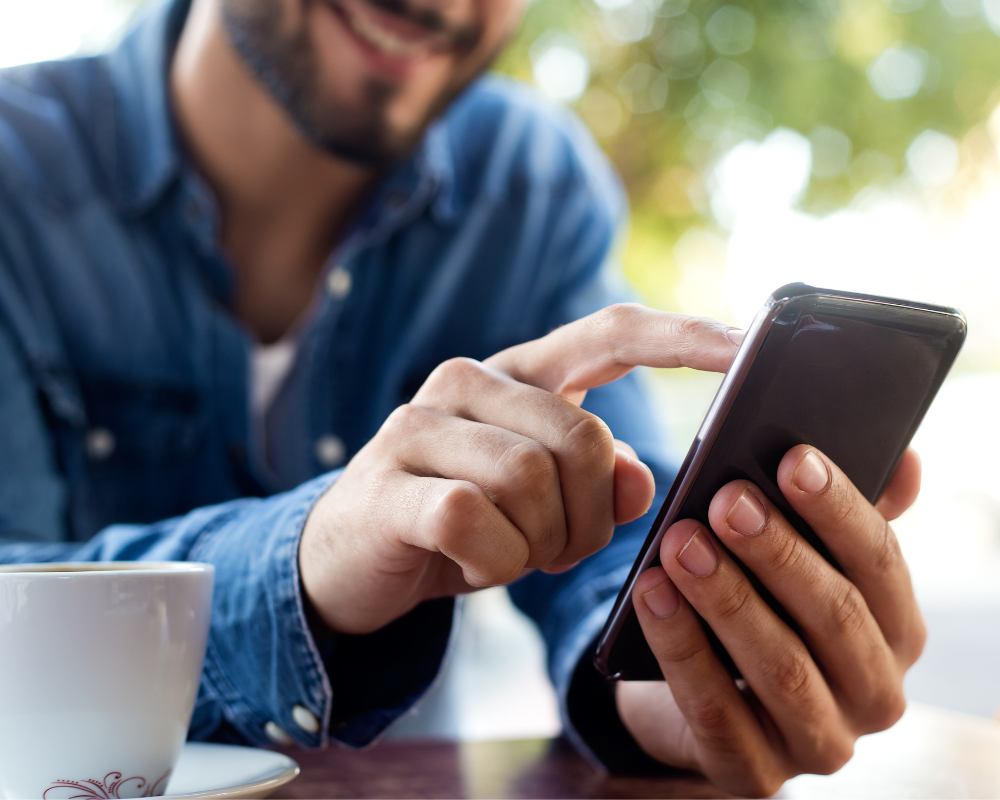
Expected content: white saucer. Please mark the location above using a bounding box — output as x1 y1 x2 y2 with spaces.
163 742 299 799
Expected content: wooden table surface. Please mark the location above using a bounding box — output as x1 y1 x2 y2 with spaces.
272 703 1000 799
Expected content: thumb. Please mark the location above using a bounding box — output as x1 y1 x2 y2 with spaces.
614 440 656 525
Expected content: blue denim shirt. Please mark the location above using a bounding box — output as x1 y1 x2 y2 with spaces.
0 0 675 760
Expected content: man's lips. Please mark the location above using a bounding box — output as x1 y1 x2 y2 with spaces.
324 0 451 65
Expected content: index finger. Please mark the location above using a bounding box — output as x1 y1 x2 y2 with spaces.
484 304 742 405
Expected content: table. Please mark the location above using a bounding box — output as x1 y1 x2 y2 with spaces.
272 703 1000 799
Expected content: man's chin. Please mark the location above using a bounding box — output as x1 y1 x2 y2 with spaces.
295 112 423 166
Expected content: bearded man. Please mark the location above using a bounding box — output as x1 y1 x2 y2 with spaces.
0 0 925 793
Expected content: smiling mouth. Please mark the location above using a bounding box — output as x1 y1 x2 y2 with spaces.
325 0 450 61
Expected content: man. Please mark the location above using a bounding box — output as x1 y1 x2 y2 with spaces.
0 0 925 794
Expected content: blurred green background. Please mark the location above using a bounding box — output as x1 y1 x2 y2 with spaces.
494 0 1000 318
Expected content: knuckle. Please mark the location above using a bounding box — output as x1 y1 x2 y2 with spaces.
686 695 740 745
433 482 488 543
767 531 805 573
592 302 639 333
495 442 561 554
385 403 425 435
690 722 785 799
861 685 907 734
761 644 813 702
809 734 856 776
677 313 710 340
658 630 712 667
827 583 870 640
429 356 482 391
785 718 855 777
591 303 642 364
737 768 787 799
681 697 788 797
433 482 528 586
713 577 754 622
870 519 903 576
881 688 908 730
667 314 715 354
827 482 862 526
563 415 615 471
498 441 558 499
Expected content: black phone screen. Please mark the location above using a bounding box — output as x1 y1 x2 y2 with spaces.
595 285 967 680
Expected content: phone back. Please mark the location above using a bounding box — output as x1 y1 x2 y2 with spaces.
595 284 967 680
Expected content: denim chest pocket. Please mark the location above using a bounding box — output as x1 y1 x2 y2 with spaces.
76 377 207 528
81 378 203 462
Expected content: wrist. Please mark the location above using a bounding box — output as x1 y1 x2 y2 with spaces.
566 647 675 776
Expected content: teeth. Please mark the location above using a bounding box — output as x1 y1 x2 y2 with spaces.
342 5 431 59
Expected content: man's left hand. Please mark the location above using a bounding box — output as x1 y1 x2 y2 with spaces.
618 446 925 797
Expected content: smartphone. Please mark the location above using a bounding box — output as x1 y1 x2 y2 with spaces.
594 283 967 680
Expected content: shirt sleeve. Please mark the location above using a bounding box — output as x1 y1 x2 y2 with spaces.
0 317 454 750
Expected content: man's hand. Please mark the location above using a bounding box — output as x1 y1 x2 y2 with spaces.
619 446 925 797
299 304 741 634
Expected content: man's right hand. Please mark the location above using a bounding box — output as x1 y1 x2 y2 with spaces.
298 304 743 634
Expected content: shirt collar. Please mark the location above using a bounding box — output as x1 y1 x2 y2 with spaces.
101 0 461 223
102 0 188 214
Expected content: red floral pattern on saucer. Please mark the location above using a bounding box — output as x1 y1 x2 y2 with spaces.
43 770 171 799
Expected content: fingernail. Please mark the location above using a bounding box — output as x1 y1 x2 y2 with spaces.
793 450 830 494
726 489 766 536
620 453 641 470
725 329 746 346
642 579 680 619
677 529 718 577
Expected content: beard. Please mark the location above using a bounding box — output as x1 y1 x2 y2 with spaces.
221 0 482 166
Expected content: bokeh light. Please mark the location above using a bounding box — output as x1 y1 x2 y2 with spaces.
530 32 591 102
0 0 135 68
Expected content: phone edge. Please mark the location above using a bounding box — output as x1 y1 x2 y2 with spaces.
592 287 791 678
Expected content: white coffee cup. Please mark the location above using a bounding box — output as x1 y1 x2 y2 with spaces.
0 562 214 799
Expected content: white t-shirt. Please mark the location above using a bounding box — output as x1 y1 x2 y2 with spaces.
250 337 297 473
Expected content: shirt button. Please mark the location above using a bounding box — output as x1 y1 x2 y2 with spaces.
84 427 116 461
315 435 346 468
326 266 352 300
292 705 321 734
264 721 294 746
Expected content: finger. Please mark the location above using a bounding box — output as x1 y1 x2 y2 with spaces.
399 475 530 588
614 441 656 525
875 448 921 521
412 359 617 567
379 404 567 568
484 304 741 405
614 439 639 460
659 520 855 776
708 481 905 732
776 446 925 664
629 566 787 796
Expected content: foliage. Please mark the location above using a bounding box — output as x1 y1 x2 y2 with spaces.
495 0 1000 310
